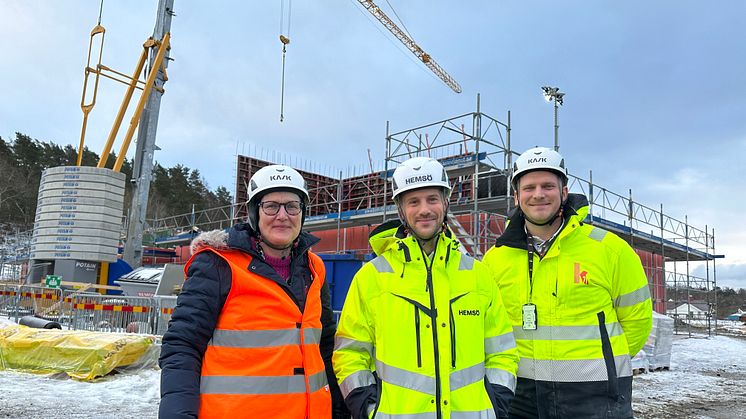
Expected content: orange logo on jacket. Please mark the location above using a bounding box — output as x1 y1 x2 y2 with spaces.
574 263 588 285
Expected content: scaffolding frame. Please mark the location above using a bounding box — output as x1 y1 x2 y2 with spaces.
0 228 32 282
138 101 722 334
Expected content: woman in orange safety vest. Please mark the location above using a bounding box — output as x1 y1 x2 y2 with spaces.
159 165 348 418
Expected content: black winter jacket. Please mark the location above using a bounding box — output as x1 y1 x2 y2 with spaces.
158 223 345 418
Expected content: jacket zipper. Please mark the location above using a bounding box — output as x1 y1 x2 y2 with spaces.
597 311 620 401
449 304 456 368
420 245 442 419
415 306 422 368
448 294 467 369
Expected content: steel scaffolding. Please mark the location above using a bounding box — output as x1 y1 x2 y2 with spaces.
144 101 721 333
0 229 32 282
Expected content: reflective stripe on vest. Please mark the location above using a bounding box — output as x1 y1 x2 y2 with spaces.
458 255 475 271
374 413 433 419
376 359 436 395
614 284 651 308
339 369 376 399
452 410 497 419
209 327 322 347
374 408 497 419
334 335 374 356
371 255 395 273
512 322 624 341
450 362 484 392
487 368 517 392
449 362 517 393
588 227 608 242
518 354 632 382
485 331 516 354
201 369 328 394
373 358 511 396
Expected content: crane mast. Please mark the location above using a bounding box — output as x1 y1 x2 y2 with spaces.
357 0 462 93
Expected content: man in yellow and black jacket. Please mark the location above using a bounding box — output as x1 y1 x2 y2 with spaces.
334 157 519 419
482 147 653 419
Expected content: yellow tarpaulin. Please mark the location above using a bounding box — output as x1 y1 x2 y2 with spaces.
0 324 156 380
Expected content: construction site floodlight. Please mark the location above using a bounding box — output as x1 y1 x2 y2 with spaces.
542 86 565 151
542 86 564 106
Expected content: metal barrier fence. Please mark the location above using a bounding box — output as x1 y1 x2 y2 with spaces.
0 284 178 335
0 288 360 337
0 284 63 322
155 296 177 335
65 292 157 334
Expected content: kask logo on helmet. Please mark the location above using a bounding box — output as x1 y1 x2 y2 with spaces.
269 175 292 181
404 174 433 185
527 157 548 164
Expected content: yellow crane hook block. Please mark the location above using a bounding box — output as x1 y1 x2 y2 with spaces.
0 324 157 381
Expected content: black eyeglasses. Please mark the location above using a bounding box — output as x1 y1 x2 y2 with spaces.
258 201 303 216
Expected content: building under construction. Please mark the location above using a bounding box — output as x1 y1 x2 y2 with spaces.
147 104 722 320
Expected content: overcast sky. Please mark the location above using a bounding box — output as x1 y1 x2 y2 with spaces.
1 1 744 289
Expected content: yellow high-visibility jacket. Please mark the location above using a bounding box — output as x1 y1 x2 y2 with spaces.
482 193 653 418
334 221 519 419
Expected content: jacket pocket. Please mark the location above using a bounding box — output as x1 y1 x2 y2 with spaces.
392 293 432 369
414 305 422 368
448 293 468 368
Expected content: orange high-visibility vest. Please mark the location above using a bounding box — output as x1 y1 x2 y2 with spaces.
185 247 331 419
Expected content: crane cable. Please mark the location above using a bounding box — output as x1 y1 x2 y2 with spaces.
97 0 104 25
383 0 412 39
279 0 292 122
77 0 106 166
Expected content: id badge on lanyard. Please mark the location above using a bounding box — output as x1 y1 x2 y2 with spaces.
522 303 537 330
523 238 538 330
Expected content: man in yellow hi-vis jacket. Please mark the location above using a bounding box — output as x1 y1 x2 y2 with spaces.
482 147 653 419
334 156 519 419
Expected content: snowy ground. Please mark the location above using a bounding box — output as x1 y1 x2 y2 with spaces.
1 331 745 418
0 368 161 418
632 334 746 419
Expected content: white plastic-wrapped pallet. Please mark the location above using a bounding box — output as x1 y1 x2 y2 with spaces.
645 311 674 370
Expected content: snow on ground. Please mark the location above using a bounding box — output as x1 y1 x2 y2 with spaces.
1 330 745 418
633 334 746 419
715 320 746 336
0 367 160 418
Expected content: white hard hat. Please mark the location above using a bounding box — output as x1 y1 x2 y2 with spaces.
247 165 309 230
391 156 451 201
511 147 567 188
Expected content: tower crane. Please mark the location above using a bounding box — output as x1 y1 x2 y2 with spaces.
356 0 462 94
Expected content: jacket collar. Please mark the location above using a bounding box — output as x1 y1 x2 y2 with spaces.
228 222 319 260
368 219 462 264
495 193 589 250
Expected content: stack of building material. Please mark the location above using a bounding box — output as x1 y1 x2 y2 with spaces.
631 348 648 374
0 323 157 380
644 311 675 370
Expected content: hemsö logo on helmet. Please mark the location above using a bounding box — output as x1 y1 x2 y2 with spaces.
404 174 433 185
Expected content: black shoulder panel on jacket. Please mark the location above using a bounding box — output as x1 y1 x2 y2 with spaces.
368 219 403 240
